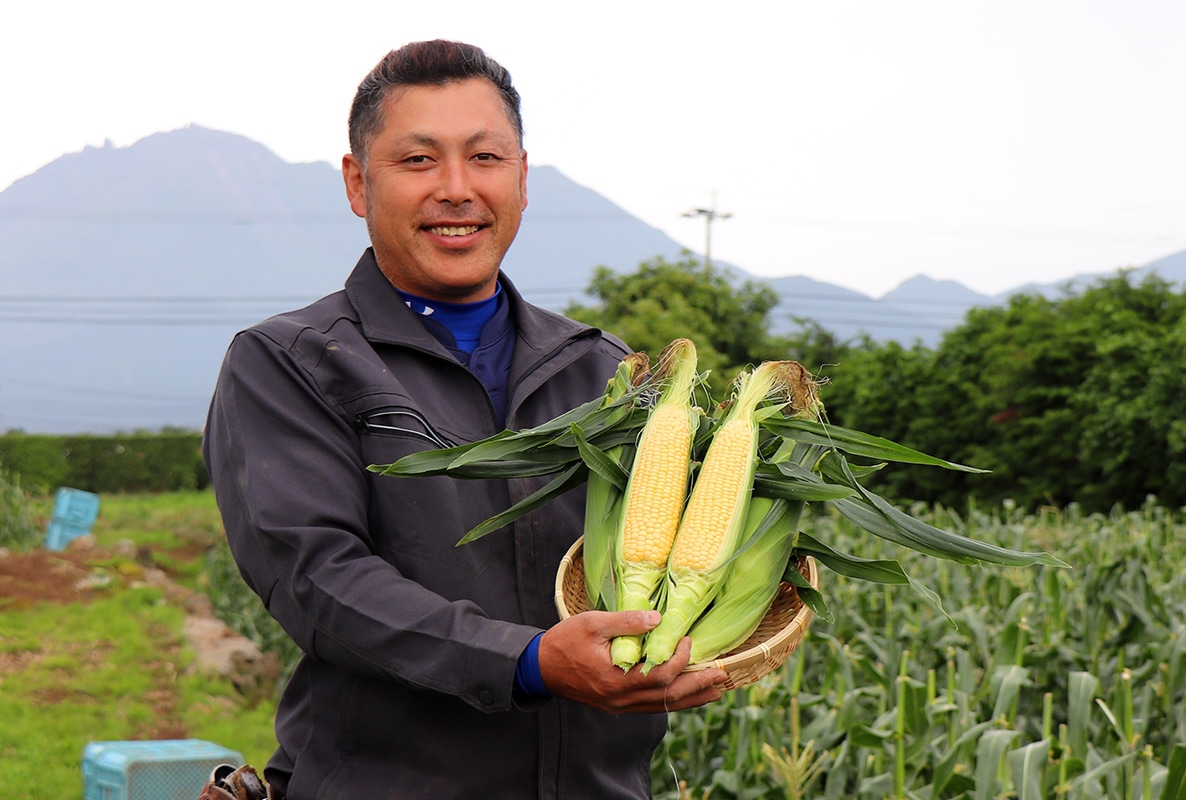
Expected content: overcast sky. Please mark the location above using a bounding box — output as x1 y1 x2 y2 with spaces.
5 0 1184 297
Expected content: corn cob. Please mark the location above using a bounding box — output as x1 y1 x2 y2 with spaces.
642 360 810 670
684 368 824 664
609 338 700 669
685 495 805 663
581 352 652 610
682 367 835 664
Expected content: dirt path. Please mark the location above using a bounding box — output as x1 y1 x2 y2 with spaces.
0 538 278 737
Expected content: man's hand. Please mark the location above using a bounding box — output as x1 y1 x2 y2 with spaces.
538 610 728 714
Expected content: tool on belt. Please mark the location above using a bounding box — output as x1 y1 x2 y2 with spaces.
198 764 274 800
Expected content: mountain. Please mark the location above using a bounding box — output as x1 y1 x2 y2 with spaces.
1 126 1182 433
0 127 698 434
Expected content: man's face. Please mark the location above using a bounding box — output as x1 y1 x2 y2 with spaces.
342 78 528 303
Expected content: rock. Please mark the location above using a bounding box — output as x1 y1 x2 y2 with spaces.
110 538 138 559
182 616 280 700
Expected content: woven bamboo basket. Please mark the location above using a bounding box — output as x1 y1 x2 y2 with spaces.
554 536 818 690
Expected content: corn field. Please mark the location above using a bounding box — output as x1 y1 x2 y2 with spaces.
653 500 1186 799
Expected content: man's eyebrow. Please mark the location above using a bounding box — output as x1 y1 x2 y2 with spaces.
395 130 514 148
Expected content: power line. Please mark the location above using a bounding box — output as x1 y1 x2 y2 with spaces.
0 376 202 402
0 295 317 303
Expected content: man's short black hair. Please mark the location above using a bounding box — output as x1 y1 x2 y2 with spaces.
348 40 523 164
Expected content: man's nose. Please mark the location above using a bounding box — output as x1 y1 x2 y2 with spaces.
433 159 474 204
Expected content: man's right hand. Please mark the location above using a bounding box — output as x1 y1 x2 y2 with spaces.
537 610 728 715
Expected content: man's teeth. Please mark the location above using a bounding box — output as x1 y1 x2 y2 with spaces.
427 225 480 236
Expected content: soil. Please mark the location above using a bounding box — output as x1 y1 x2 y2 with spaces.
0 547 100 607
0 537 278 739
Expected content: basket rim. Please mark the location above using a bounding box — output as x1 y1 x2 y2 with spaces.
553 535 818 678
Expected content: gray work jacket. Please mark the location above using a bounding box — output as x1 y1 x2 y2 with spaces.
203 251 667 799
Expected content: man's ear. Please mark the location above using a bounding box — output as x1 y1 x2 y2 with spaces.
520 151 529 212
342 154 368 219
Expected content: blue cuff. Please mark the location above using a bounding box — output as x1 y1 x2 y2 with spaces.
514 632 551 696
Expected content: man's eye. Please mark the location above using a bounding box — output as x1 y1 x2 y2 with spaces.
405 155 431 164
473 153 499 161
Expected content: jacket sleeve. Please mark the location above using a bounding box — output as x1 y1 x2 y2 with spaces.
202 328 540 713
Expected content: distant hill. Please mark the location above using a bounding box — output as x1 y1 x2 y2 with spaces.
0 126 1182 433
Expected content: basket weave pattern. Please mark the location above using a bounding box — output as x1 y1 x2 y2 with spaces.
554 537 818 690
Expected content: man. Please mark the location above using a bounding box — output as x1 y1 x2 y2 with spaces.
203 40 726 800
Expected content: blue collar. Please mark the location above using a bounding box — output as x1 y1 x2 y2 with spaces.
395 285 502 354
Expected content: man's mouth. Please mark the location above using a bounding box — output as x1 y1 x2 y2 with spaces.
425 225 481 236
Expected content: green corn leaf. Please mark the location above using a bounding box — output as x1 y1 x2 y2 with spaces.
819 450 1068 568
1008 738 1052 800
541 402 648 450
930 720 998 796
1094 697 1125 747
794 532 949 621
752 461 856 501
752 475 856 502
455 462 587 545
990 664 1030 721
446 435 576 470
517 394 625 436
444 456 578 479
1158 744 1186 800
367 430 517 476
762 417 988 472
794 532 911 585
570 423 630 491
1068 671 1099 759
582 473 624 611
974 730 1019 800
784 579 832 623
1068 750 1141 794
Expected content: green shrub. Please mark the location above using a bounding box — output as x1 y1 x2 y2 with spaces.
0 434 68 493
0 467 41 550
0 431 209 494
205 537 301 685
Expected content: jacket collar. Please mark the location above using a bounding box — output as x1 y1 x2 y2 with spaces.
343 248 603 362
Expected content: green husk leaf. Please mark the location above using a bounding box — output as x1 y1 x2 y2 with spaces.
763 417 988 473
455 462 587 545
686 497 805 663
819 451 1068 568
752 461 857 502
794 531 948 620
368 429 518 476
794 532 911 585
570 424 630 491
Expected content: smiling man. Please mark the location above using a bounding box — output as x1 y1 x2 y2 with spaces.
203 41 725 800
342 75 528 304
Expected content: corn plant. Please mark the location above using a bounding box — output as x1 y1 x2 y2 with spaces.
653 500 1186 799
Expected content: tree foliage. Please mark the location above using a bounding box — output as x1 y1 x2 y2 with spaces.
565 254 791 394
825 272 1186 512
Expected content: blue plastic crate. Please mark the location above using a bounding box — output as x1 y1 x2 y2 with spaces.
82 739 244 800
45 519 94 551
44 487 101 551
53 487 101 524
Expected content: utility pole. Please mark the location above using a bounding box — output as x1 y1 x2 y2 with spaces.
682 193 732 270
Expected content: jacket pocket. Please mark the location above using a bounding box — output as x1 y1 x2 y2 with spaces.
354 405 457 449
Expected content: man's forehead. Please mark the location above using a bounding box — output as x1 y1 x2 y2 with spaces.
375 79 520 144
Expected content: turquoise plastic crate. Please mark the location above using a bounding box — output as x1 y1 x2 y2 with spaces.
82 739 243 800
44 487 101 551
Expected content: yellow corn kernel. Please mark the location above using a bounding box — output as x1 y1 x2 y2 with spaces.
620 402 694 565
669 417 755 571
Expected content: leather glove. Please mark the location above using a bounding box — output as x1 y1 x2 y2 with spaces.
198 764 272 800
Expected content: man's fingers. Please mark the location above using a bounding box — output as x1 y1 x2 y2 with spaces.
576 609 662 639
